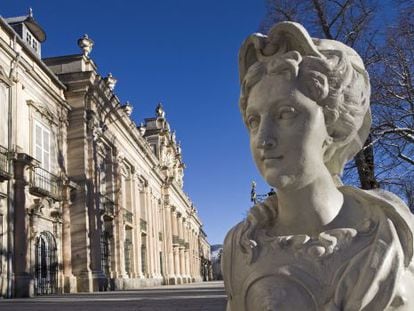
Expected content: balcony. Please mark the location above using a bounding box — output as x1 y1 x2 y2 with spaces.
124 209 133 224
100 195 115 216
140 218 147 232
0 145 11 181
29 167 61 201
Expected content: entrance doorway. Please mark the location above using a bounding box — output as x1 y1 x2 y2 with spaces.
35 231 58 295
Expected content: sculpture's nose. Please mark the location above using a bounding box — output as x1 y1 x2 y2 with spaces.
260 138 276 149
256 120 277 149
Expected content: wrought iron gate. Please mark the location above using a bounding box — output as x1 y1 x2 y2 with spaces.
35 231 58 295
100 231 111 276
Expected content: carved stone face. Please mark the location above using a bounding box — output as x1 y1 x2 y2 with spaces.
246 74 330 190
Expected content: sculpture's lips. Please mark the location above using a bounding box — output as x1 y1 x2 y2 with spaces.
262 155 284 161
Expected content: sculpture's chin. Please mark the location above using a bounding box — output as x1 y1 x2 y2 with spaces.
266 174 297 190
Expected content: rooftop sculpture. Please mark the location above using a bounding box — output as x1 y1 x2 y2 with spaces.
222 22 414 311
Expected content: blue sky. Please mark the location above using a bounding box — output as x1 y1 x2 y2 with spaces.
1 0 270 244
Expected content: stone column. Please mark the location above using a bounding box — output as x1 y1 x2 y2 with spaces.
13 154 34 297
184 225 191 282
171 209 180 284
178 215 185 282
130 174 138 279
62 181 77 293
65 105 93 293
112 154 126 289
85 132 106 292
191 230 196 281
146 191 154 278
189 229 193 280
135 180 146 278
164 205 174 283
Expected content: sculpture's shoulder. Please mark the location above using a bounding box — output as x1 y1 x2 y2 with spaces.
222 221 245 278
341 186 412 216
341 186 414 265
222 221 246 311
336 186 414 310
368 188 414 222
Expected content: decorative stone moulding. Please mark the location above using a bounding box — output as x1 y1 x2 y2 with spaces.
222 21 414 311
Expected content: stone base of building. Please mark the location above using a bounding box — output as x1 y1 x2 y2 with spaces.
167 275 193 285
182 276 191 284
113 276 164 290
63 275 78 293
192 276 203 283
0 275 8 297
170 276 182 285
75 270 100 292
14 274 34 297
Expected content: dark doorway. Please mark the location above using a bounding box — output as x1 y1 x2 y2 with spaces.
35 231 58 295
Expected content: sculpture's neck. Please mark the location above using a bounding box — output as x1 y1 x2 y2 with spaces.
276 172 344 235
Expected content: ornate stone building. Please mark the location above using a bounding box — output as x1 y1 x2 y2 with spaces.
0 11 210 297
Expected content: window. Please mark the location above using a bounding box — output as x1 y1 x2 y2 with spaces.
26 32 32 45
32 40 38 52
0 84 7 146
124 229 133 276
141 234 147 275
151 144 157 155
25 31 39 53
100 230 111 277
34 120 51 171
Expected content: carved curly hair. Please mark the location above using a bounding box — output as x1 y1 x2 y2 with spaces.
239 22 371 179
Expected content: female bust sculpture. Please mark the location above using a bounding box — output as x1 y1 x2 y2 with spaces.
222 22 414 311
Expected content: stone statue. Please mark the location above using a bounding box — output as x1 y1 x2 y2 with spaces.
222 22 414 311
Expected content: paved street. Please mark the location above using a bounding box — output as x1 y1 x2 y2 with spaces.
0 281 227 311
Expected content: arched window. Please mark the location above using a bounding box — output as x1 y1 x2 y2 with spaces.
35 231 58 295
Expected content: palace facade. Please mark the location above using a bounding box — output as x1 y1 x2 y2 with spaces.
0 11 211 297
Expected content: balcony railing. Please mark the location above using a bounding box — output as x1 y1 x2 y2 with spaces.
124 209 133 224
100 195 115 216
140 218 147 232
29 167 61 201
0 145 11 181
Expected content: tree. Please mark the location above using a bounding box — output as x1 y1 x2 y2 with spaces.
368 2 414 208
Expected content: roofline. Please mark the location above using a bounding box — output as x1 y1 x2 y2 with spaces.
0 16 67 90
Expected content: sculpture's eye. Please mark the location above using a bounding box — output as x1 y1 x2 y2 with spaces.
247 115 260 130
278 106 297 120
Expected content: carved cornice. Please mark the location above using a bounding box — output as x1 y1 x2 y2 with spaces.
27 100 59 126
